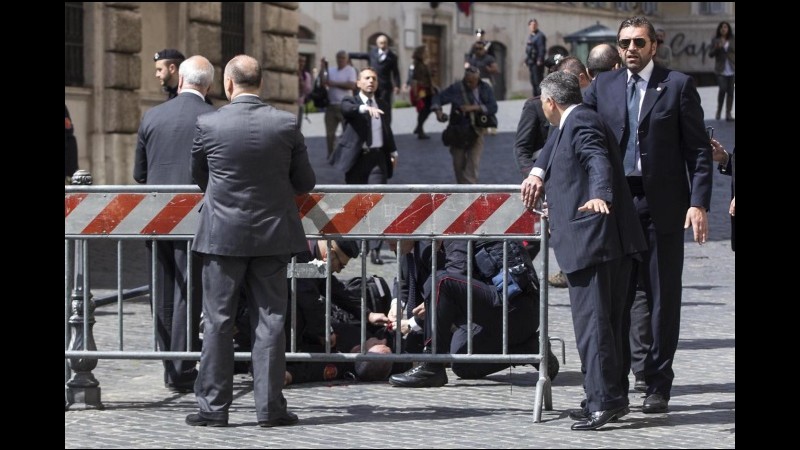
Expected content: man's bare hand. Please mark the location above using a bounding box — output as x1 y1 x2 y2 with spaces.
520 175 544 209
578 198 611 214
729 196 735 216
412 303 426 320
684 206 708 244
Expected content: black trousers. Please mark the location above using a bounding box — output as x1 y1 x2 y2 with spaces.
627 189 685 400
426 272 538 379
566 256 632 413
147 240 202 385
346 149 389 252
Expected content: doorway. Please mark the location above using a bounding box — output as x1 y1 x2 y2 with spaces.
422 24 444 89
488 41 506 100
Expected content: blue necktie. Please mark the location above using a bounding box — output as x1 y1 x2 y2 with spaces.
624 74 641 175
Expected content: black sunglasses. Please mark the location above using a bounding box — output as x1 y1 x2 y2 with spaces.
618 38 649 49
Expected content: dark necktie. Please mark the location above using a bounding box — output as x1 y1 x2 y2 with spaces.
366 98 374 147
624 74 642 175
405 252 418 319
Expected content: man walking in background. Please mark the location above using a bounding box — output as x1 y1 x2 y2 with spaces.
525 18 546 96
350 34 401 125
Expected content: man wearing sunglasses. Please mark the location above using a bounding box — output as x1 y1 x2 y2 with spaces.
583 16 712 416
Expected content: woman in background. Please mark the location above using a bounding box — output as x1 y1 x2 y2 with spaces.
709 21 735 121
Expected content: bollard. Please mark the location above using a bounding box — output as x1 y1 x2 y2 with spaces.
65 169 103 410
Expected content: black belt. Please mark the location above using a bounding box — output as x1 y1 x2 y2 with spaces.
626 176 645 196
362 146 383 154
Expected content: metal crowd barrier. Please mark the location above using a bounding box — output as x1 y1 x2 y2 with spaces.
65 184 556 421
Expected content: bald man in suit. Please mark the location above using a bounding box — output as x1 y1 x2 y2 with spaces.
187 55 315 428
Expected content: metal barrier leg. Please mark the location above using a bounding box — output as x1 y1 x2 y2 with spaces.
65 239 104 410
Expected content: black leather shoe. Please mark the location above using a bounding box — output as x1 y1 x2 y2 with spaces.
568 408 590 421
258 411 299 428
634 372 647 393
186 413 228 427
370 249 384 265
570 405 629 430
568 406 623 422
389 363 448 387
642 393 669 413
417 132 430 140
166 381 195 393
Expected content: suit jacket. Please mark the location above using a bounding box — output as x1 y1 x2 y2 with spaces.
534 106 646 274
583 65 712 233
350 48 401 92
513 97 553 176
134 92 216 184
329 95 397 176
191 95 316 257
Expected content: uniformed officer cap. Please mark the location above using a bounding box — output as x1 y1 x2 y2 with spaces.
154 49 185 62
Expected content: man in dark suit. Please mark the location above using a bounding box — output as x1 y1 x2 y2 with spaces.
350 34 401 125
186 55 316 428
133 55 216 393
329 67 398 265
583 16 713 414
521 71 646 430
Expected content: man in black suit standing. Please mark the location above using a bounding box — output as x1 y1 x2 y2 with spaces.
329 67 398 265
521 71 646 430
583 16 713 414
133 55 216 393
350 34 401 125
186 55 316 428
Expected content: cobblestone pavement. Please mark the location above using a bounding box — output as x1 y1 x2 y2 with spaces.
67 88 734 448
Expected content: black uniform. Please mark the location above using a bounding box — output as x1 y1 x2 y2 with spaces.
65 105 78 180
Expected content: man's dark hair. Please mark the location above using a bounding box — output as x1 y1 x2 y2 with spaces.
540 71 582 106
587 44 622 78
553 56 587 79
335 240 360 259
225 55 262 89
618 16 657 43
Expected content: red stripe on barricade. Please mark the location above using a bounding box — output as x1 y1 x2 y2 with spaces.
139 193 203 235
505 209 540 235
383 193 449 234
320 193 384 234
64 193 88 218
296 193 324 219
443 193 509 235
81 194 146 235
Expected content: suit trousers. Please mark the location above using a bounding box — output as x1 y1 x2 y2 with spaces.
449 133 485 184
375 86 393 125
195 253 290 422
147 240 202 385
566 256 631 413
430 273 538 379
628 192 685 400
324 104 344 158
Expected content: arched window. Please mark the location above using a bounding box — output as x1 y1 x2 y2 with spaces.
298 26 315 42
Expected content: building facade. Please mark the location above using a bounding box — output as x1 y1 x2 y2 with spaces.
65 2 733 184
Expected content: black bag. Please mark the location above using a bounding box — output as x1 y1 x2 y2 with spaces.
309 74 329 109
442 124 478 148
473 241 540 300
343 275 393 315
475 112 498 128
